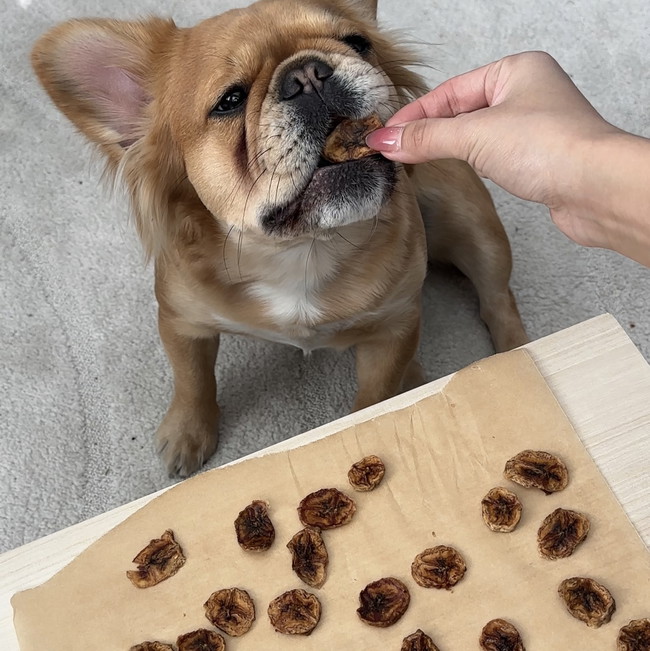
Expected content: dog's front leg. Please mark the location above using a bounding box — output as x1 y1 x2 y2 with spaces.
353 312 424 411
155 313 220 476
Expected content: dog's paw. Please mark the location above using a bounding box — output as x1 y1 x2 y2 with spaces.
155 402 220 477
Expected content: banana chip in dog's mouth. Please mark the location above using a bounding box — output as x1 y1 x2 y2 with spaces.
322 114 383 163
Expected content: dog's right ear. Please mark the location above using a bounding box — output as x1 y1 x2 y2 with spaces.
31 18 177 167
32 18 187 260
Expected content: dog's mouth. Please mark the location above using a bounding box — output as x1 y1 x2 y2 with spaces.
260 114 394 237
311 117 352 172
315 154 336 170
313 150 383 175
262 153 394 237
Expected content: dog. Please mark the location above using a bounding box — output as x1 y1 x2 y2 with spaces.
31 0 527 476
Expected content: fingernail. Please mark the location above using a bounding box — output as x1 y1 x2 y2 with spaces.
366 126 403 152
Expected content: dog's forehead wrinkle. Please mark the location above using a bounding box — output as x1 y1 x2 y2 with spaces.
190 3 343 76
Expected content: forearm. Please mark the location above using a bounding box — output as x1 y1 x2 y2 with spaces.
560 131 650 265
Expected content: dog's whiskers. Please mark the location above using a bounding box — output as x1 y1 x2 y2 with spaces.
222 224 237 282
236 167 269 279
237 227 244 282
221 142 277 213
266 156 285 206
304 235 317 299
335 230 362 250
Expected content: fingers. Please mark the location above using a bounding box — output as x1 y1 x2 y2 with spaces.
385 60 498 127
367 117 469 164
384 50 561 128
370 51 573 166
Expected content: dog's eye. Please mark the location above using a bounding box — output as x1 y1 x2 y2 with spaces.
210 86 248 116
340 34 372 56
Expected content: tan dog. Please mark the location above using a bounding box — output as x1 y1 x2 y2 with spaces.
32 0 527 476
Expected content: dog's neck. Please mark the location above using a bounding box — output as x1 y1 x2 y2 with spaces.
219 221 379 325
242 237 334 325
159 196 414 337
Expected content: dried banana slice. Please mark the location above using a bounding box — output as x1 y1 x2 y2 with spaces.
322 114 383 163
504 450 569 493
481 487 523 532
357 577 410 627
204 587 255 637
617 618 650 650
401 628 441 650
558 577 616 628
287 526 329 588
126 529 185 589
177 629 225 651
537 508 590 559
234 500 275 551
411 545 467 590
298 488 356 529
348 455 386 492
268 589 321 635
480 619 526 651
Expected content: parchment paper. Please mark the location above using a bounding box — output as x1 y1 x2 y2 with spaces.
12 350 650 650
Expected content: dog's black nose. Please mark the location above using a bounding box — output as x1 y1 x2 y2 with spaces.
280 58 334 101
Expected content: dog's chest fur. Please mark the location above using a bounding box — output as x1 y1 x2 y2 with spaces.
193 236 408 352
217 240 335 350
245 239 333 325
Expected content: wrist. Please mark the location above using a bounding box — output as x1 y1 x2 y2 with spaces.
553 129 650 264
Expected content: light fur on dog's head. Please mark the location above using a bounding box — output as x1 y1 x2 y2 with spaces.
32 0 423 259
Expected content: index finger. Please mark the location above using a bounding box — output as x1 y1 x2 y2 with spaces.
386 60 498 126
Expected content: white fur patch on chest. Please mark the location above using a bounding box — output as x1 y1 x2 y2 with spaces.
214 239 349 351
246 239 336 325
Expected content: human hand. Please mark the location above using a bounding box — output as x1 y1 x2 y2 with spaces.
368 52 621 246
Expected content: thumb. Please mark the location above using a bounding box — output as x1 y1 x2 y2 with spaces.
366 117 470 164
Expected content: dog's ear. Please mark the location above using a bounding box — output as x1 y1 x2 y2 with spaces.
31 18 176 166
32 18 184 260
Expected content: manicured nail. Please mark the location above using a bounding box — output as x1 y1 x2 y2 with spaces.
366 126 403 152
